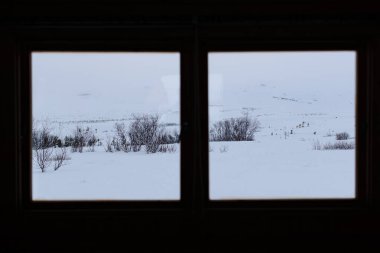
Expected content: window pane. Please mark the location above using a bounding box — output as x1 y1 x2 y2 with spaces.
32 52 180 200
209 51 356 200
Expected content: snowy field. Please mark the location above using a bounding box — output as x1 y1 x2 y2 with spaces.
210 130 355 200
33 146 180 200
32 51 356 200
32 110 355 200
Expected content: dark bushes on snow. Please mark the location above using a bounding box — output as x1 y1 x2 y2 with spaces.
159 130 180 144
34 116 180 156
69 126 97 153
336 132 350 140
313 139 355 150
32 125 61 149
104 115 179 154
128 114 161 152
128 115 179 153
114 123 131 152
209 113 260 142
158 144 177 153
32 121 70 172
323 141 355 150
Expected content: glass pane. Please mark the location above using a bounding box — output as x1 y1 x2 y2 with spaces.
209 51 356 200
32 52 180 201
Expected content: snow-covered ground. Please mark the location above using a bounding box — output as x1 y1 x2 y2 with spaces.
33 146 180 200
32 111 355 200
32 51 356 200
210 135 355 200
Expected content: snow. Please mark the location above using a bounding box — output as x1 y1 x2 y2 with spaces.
33 146 180 200
32 51 356 200
210 138 355 200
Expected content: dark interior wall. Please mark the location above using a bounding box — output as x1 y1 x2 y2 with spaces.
1 1 380 252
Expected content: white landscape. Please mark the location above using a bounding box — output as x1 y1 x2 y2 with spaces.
32 51 356 200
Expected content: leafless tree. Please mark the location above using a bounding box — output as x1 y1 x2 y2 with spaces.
34 147 53 172
32 119 56 172
53 147 68 171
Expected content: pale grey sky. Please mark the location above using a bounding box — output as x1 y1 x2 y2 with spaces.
32 52 180 121
209 51 356 115
32 51 356 120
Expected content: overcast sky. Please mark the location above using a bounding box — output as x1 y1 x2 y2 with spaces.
32 51 356 120
209 51 356 115
32 52 180 121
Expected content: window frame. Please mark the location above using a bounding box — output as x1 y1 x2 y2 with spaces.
17 34 197 212
2 2 380 250
15 23 375 213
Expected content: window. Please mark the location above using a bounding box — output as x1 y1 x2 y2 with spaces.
208 51 356 200
31 52 181 201
2 2 379 251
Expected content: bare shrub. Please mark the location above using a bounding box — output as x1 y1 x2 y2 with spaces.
52 147 68 171
159 130 180 144
146 126 165 154
114 123 131 152
128 114 165 153
87 134 97 152
129 115 147 152
158 144 177 153
32 121 60 149
32 120 58 172
71 126 96 153
323 141 355 150
71 127 84 152
104 115 178 154
112 137 121 151
104 136 114 152
87 144 95 152
336 132 350 140
146 137 161 153
34 148 53 172
167 144 177 153
172 130 180 143
63 136 74 147
210 113 260 142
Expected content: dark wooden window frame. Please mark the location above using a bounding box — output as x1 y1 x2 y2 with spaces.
1 1 380 251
